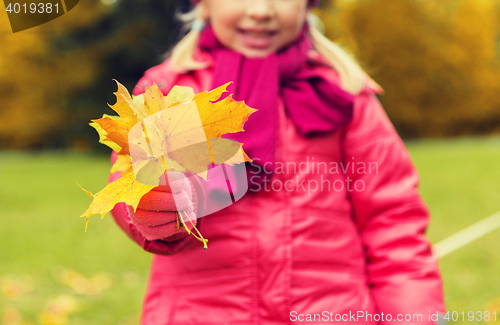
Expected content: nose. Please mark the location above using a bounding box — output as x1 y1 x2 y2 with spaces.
246 0 275 20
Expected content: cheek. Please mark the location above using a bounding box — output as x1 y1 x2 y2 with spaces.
280 14 307 44
278 3 308 35
209 10 240 46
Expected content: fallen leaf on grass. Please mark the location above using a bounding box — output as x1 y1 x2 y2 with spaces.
38 295 79 325
0 276 34 299
484 297 500 325
59 269 112 296
1 307 34 325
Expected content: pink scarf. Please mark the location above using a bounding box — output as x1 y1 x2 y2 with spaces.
198 24 354 175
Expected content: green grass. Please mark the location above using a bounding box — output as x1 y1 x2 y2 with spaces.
0 151 151 325
1 138 500 324
406 137 500 323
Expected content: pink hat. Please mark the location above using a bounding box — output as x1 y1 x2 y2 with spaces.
191 0 320 7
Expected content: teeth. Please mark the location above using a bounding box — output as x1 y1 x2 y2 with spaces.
245 31 272 37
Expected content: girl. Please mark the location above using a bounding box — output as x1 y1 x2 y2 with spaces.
109 0 446 324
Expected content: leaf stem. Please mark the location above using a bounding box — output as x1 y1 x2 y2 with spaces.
180 213 192 235
178 212 204 244
182 210 208 250
206 138 215 166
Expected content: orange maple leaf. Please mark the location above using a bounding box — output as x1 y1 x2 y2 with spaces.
79 81 256 248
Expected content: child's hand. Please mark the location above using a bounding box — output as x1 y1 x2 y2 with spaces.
128 172 198 242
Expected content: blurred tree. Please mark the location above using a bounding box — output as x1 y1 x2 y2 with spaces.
4 0 500 148
52 0 192 152
0 0 106 149
317 0 500 137
0 0 191 150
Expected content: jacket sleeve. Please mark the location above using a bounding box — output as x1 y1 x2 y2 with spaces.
342 89 446 323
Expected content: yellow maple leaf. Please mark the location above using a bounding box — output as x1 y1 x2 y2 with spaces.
80 81 256 248
195 83 256 139
127 83 256 182
165 85 195 106
109 80 138 127
110 154 131 174
90 115 129 155
79 167 155 231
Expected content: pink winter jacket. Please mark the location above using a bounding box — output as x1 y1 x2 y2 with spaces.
109 50 446 325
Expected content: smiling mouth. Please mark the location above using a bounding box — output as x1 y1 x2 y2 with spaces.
238 29 278 37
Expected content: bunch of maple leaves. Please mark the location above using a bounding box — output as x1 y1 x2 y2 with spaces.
79 81 256 249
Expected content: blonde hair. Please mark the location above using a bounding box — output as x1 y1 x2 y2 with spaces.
170 7 369 95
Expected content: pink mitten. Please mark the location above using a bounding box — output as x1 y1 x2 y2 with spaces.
128 172 198 242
